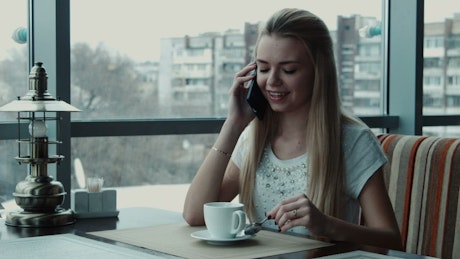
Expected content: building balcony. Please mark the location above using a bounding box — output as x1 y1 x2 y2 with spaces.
446 86 460 95
424 48 445 57
173 71 213 78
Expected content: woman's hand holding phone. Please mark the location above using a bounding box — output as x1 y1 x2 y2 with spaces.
246 68 268 120
226 63 259 128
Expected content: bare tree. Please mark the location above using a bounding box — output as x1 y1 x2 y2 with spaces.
71 43 145 119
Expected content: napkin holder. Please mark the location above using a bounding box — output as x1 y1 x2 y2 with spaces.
71 189 119 218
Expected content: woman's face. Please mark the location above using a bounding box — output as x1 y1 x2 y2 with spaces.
255 34 315 116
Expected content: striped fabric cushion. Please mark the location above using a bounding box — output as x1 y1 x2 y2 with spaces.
454 188 460 259
377 134 460 259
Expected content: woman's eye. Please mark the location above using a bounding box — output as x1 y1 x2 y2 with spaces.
284 69 296 74
258 68 269 73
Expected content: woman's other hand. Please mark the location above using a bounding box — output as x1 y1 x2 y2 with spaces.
267 193 330 237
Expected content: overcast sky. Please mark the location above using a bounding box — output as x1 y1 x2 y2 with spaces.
1 0 459 62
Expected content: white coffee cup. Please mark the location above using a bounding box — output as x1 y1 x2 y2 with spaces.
204 202 247 239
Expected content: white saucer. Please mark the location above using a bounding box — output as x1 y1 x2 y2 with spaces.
191 230 255 245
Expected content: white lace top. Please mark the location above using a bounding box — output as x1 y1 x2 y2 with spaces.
231 123 387 235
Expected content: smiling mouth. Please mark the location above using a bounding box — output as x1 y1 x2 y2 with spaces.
268 91 288 100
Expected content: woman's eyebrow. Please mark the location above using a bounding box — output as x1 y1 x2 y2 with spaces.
255 59 303 65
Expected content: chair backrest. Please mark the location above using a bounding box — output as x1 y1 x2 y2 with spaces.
377 134 460 259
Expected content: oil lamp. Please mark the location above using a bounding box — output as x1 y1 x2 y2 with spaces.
0 62 80 227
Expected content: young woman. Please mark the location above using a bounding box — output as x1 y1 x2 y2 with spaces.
183 8 402 250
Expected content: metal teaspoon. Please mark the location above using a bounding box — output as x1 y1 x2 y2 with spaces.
244 216 270 235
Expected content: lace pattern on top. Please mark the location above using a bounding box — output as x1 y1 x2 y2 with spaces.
253 145 310 234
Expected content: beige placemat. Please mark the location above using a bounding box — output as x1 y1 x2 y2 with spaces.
89 223 332 259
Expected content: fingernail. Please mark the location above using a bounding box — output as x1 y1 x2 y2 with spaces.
277 227 281 232
267 215 272 220
274 221 277 225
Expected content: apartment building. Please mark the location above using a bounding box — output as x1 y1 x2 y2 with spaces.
423 13 460 136
157 14 460 136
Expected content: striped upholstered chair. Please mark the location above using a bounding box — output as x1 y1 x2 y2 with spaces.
377 134 460 259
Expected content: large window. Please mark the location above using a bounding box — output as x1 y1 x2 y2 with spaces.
68 0 384 209
0 1 28 121
0 0 28 209
423 0 460 136
70 0 384 120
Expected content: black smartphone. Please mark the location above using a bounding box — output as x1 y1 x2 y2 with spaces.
246 72 268 120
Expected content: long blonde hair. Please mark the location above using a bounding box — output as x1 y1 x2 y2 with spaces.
240 8 361 220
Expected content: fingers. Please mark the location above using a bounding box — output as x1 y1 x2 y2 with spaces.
267 193 305 218
236 62 256 77
226 62 258 123
277 201 308 227
267 193 311 232
232 63 256 89
278 209 307 231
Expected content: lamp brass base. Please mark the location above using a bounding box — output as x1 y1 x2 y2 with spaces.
5 208 75 227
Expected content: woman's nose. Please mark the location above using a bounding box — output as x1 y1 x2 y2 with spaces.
267 71 281 86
